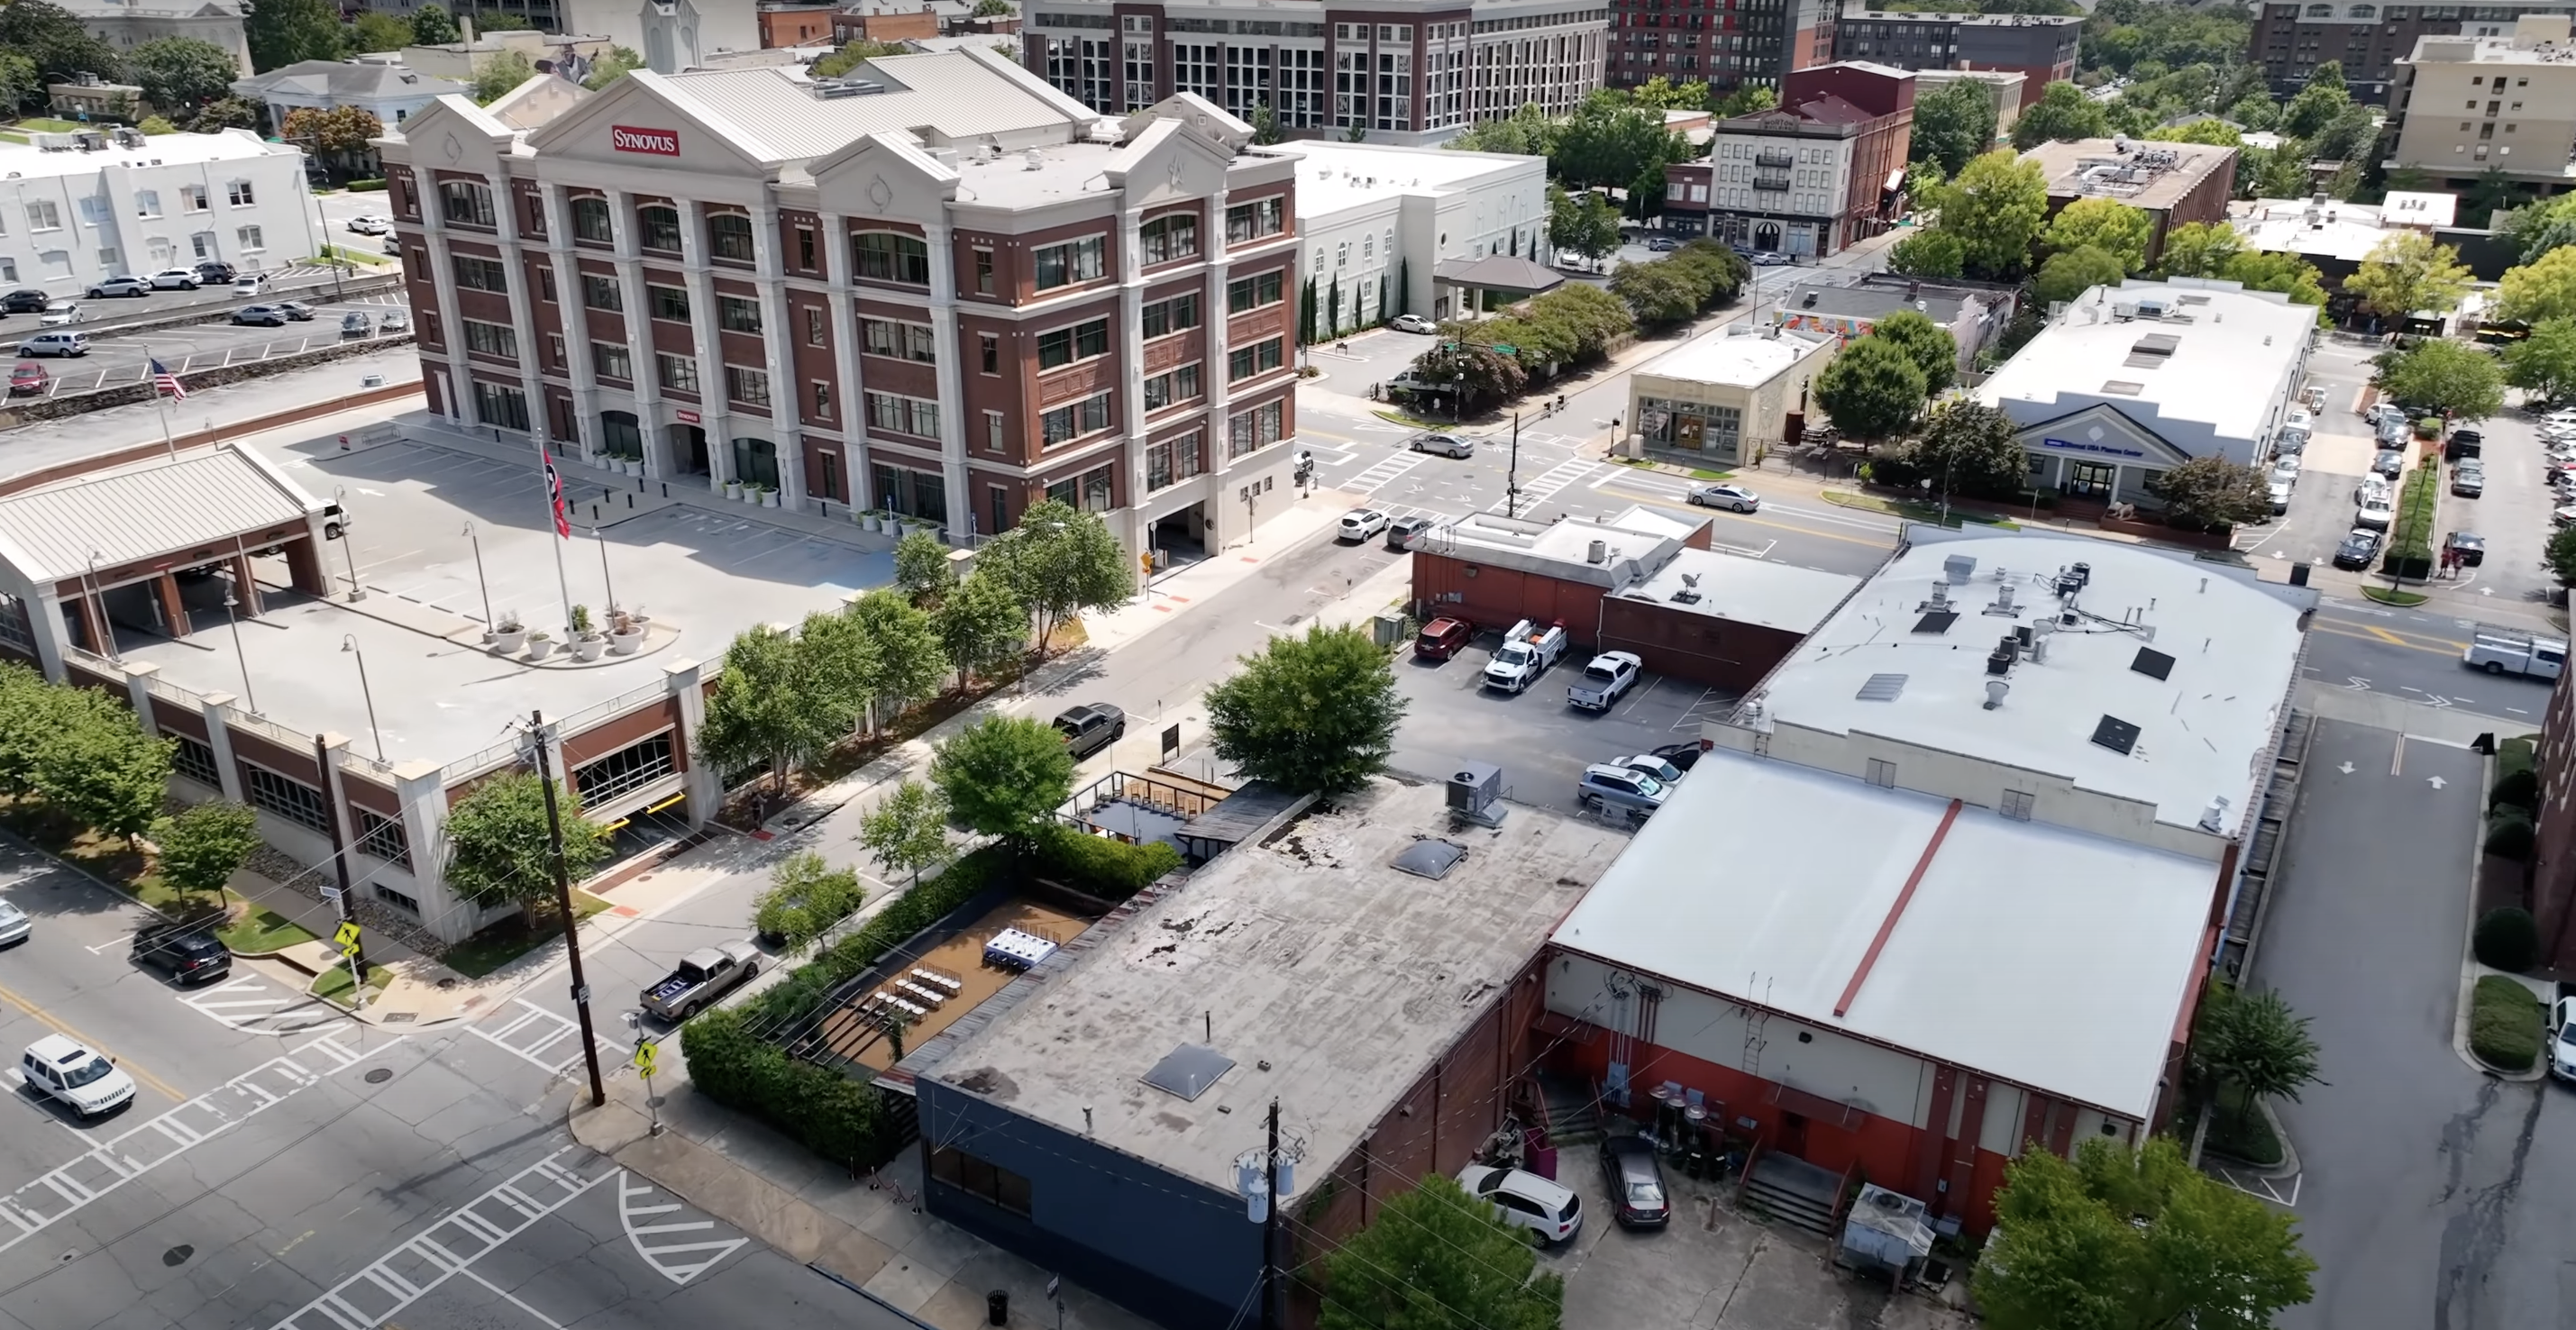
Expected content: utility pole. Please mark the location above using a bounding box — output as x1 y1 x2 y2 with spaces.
312 733 366 973
1262 1097 1280 1330
529 709 607 1107
1506 411 1521 518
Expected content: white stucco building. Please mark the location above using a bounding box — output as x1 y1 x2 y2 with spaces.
1273 138 1549 329
55 0 252 76
231 58 471 130
0 128 322 291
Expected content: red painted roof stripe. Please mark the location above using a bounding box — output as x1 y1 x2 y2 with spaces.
1832 797 1962 1019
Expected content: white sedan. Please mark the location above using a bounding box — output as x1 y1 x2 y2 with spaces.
346 214 394 234
1338 508 1391 542
0 897 26 946
2553 997 2576 1082
1389 314 1437 334
1687 482 1760 512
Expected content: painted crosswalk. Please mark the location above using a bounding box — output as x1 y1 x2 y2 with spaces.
1343 452 1426 497
178 976 342 1034
469 998 631 1079
1493 458 1604 514
617 1174 747 1285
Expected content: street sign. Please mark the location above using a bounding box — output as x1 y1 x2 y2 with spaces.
633 1042 659 1077
333 921 361 955
1490 343 1518 355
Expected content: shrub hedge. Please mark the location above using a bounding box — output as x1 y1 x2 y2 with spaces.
2474 906 2540 973
2469 974 2543 1071
2486 812 2535 861
2490 768 2539 812
346 178 388 192
1036 824 1182 900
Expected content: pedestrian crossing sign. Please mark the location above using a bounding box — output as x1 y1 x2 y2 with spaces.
333 921 361 956
633 1042 659 1077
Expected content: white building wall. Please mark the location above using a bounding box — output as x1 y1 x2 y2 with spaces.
0 137 320 290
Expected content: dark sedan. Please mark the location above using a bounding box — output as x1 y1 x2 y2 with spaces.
2444 531 2486 568
2333 528 2382 570
1 288 50 314
1598 1134 1671 1229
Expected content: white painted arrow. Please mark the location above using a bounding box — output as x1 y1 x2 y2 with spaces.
2428 774 2449 789
2424 696 2453 708
2345 677 2371 691
2481 587 2494 595
2338 761 2356 774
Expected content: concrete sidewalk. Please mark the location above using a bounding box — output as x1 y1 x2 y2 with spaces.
219 864 490 1028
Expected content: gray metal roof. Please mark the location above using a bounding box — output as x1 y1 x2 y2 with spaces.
234 59 468 102
0 449 314 584
658 51 1090 163
1432 254 1566 293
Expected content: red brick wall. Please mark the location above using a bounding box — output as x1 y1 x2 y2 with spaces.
2535 670 2576 967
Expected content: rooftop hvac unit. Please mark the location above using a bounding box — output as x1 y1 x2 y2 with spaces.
814 78 886 98
1942 553 1977 585
1448 761 1507 828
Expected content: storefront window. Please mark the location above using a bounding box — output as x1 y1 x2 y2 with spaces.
872 463 948 524
2066 460 2118 498
731 438 780 490
1638 396 1741 460
598 410 643 460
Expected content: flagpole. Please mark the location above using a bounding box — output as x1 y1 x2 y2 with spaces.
151 360 178 458
539 434 575 639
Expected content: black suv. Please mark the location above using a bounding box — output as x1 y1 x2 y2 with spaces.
2 288 50 314
193 260 237 285
132 922 232 984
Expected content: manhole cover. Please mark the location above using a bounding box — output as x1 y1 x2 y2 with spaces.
363 1068 393 1085
161 1245 193 1267
436 977 458 990
382 1012 418 1025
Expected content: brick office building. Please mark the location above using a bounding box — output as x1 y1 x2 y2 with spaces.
1606 0 1839 95
2252 0 2576 104
378 56 1307 558
1832 8 2078 109
1679 59 1914 255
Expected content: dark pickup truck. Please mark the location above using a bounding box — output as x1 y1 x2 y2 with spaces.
640 939 763 1021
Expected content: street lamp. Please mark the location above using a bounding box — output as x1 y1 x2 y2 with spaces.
341 634 384 762
462 521 494 640
82 550 114 660
333 487 365 600
218 572 257 715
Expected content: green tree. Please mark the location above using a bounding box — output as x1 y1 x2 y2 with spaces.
2344 231 2471 326
981 499 1132 651
1247 102 1282 146
2146 118 2243 150
283 105 383 170
2279 61 2350 137
857 779 951 889
1548 184 1621 262
1204 623 1405 797
2309 102 2379 165
1629 74 1704 110
2145 453 2271 531
2227 92 2280 131
973 0 1016 13
929 716 1073 849
697 624 839 795
0 1 123 99
2153 220 2242 278
2043 196 2153 273
245 0 345 70
1908 398 2023 498
1869 309 1959 396
1667 239 1749 308
349 11 413 51
470 49 534 104
0 52 40 114
1410 334 1526 413
892 530 955 606
34 692 172 848
1446 102 1559 157
2550 525 2576 587
933 569 1027 690
2503 317 2576 405
187 96 260 132
154 799 261 906
1320 1174 1565 1330
2379 337 2505 422
2498 246 2576 327
127 37 243 110
1976 1137 2315 1330
1911 78 1998 177
1551 95 1685 192
1936 150 2050 279
1608 259 1700 328
137 114 177 133
2011 79 2111 149
2190 979 2325 1143
1710 84 1776 118
475 10 533 30
2220 250 2328 307
845 588 946 721
582 45 644 91
752 851 863 949
1814 335 1929 443
789 606 874 742
2497 193 2576 265
1887 227 1967 279
2032 244 2129 305
407 3 461 44
444 772 612 908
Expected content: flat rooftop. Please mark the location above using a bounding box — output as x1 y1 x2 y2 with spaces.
1412 506 1700 589
1776 282 1976 324
0 127 298 180
922 780 1629 1192
640 52 1092 162
1270 139 1541 217
1612 547 1861 635
1978 278 2315 446
1638 326 1832 387
2234 196 2446 264
2020 139 2234 213
1742 532 2309 832
1551 749 2215 1119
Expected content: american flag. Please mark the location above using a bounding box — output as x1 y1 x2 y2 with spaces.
541 450 571 538
150 359 187 400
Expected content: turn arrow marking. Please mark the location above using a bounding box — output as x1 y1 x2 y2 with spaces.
2338 761 2357 774
2428 775 2448 789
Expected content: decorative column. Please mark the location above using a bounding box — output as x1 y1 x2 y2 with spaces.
922 225 969 539
750 200 808 512
416 183 470 425
1117 206 1147 543
491 167 547 447
539 183 604 460
606 188 670 480
681 201 733 493
821 211 872 511
391 759 464 943
664 658 717 830
1201 189 1234 501
121 662 161 736
197 693 247 802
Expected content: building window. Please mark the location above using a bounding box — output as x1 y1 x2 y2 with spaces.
535 267 555 303
1227 270 1284 313
571 733 677 807
240 762 332 835
985 410 1006 451
1228 337 1284 382
1039 392 1113 445
462 320 517 358
1131 291 1201 344
354 809 412 869
863 318 936 362
1044 463 1116 513
74 197 106 230
854 231 930 284
1139 212 1199 264
472 379 531 430
524 192 546 238
571 195 613 243
974 246 994 294
453 254 508 292
234 226 263 253
224 178 256 207
181 185 208 214
593 342 632 380
817 450 843 502
867 391 941 438
599 410 644 459
1143 362 1201 410
582 272 622 311
133 189 160 219
796 224 817 271
437 180 490 226
811 381 833 421
24 201 60 232
2001 788 2034 821
717 295 763 333
1226 399 1283 458
658 353 699 393
981 333 1000 374
648 285 690 322
1037 318 1110 369
726 366 770 407
169 735 220 788
1145 432 1203 489
731 437 780 489
1867 758 1896 788
1225 196 1285 242
707 212 755 262
1032 234 1107 290
375 884 421 915
637 204 682 252
806 306 827 347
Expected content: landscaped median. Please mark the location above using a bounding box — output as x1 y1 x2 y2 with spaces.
2469 974 2544 1073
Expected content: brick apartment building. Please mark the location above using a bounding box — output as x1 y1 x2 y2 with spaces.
1666 59 1914 255
377 54 1306 558
2252 0 2576 103
1831 7 2078 108
1606 0 1839 95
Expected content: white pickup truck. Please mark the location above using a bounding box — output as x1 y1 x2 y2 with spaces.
640 939 763 1021
1483 619 1569 693
2464 633 2567 679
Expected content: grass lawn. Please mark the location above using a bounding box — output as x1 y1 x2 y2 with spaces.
0 798 223 921
216 907 315 954
317 245 394 268
2470 974 2544 1071
2363 586 2430 606
11 117 85 133
1371 408 1449 432
1822 489 2018 531
310 959 396 1007
439 893 613 979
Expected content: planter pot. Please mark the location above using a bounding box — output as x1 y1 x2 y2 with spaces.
623 459 644 477
761 490 781 508
526 637 558 660
571 634 607 661
607 628 646 656
743 487 763 506
491 628 528 653
723 481 744 500
861 514 881 532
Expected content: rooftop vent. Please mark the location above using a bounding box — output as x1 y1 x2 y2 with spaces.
1983 679 2009 710
1142 1043 1237 1101
2130 645 2175 680
814 78 886 98
2090 714 2142 756
1942 553 1977 585
1392 839 1468 880
1857 672 1908 702
2102 380 2145 396
2131 332 2180 356
2197 795 2231 833
1913 609 1959 634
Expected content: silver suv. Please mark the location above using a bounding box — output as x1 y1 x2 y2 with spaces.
16 332 90 358
1576 763 1667 820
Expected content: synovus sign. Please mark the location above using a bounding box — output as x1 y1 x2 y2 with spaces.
610 125 680 156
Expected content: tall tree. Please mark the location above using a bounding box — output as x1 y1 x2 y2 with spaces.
1910 78 1997 178
2190 979 2325 1136
2011 79 2111 149
845 588 945 724
929 716 1073 849
0 0 123 95
980 499 1131 651
407 3 461 44
857 779 951 890
444 773 612 907
1908 399 2024 499
2146 455 2272 531
1868 310 1959 397
35 691 172 847
1936 150 2050 279
2378 338 2505 422
2345 231 2471 326
281 105 383 174
155 800 262 907
2042 196 2153 273
2498 247 2576 327
127 37 243 111
2032 244 2129 306
793 605 879 738
0 52 40 114
2497 193 2576 266
933 569 1028 691
349 11 414 52
1247 103 1283 146
1551 95 1686 192
2153 220 2243 278
1204 624 1406 797
2503 317 2576 405
1547 184 1622 263
1446 102 1559 157
892 530 955 606
1320 1175 1564 1330
1608 260 1701 327
244 0 346 70
1710 84 1776 118
2279 60 2350 137
696 624 839 795
1887 227 1967 279
187 96 261 132
2226 92 2280 131
2220 250 2328 307
1814 335 1929 444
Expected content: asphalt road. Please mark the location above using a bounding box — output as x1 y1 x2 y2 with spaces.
2304 596 2559 726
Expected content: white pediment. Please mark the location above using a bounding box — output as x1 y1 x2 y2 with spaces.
2015 403 2197 468
809 133 959 222
524 70 776 176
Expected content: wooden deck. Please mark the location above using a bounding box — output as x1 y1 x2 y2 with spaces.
808 897 1092 1072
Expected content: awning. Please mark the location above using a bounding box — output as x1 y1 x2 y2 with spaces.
1431 254 1567 295
0 446 319 585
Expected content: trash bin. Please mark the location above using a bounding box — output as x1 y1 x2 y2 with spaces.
987 1290 1009 1326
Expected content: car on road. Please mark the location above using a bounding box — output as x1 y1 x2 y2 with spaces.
1386 514 1435 551
1645 236 1679 251
7 361 48 396
2354 499 2394 530
1577 764 1668 819
2370 449 2406 478
275 299 315 321
2444 532 2486 568
1414 615 1474 660
232 272 275 296
1389 313 1436 333
1599 1134 1672 1229
16 332 88 358
0 897 27 947
231 305 290 327
2270 433 2305 457
1409 432 1474 458
2452 463 2485 498
346 214 393 234
19 1034 136 1119
2333 528 2382 569
1567 651 1642 712
0 289 49 314
1338 508 1390 541
193 260 236 285
1750 251 1793 266
1688 482 1760 512
2268 480 2291 515
37 300 84 326
380 309 411 332
639 939 763 1021
147 268 201 290
1457 1163 1583 1245
1648 740 1703 772
1052 703 1125 759
341 311 372 336
2550 997 2576 1082
87 275 151 298
1483 620 1568 694
2557 504 2576 527
2464 632 2566 679
131 921 232 984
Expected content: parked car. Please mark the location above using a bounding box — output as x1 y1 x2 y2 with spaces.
147 268 201 290
1052 703 1126 759
2444 532 2486 568
346 214 394 234
1338 508 1390 542
1617 752 1685 786
2282 406 2314 436
1688 482 1760 512
1409 432 1474 458
1599 1134 1672 1228
1414 616 1474 660
0 897 27 947
1482 619 1568 694
87 274 151 298
1389 313 1436 334
638 939 763 1021
2270 433 2305 457
231 305 289 327
2444 428 2482 460
379 309 411 332
1645 236 1679 251
2268 481 2291 515
1457 1164 1582 1244
275 300 315 322
2453 462 2485 497
7 361 48 396
2371 449 2406 478
2551 996 2576 1083
131 922 232 984
1751 251 1793 266
1386 515 1435 551
1647 740 1703 772
2354 499 2394 530
2332 528 2382 569
232 271 275 296
1576 764 1667 818
37 300 83 326
2463 632 2566 679
19 1035 136 1119
1568 651 1642 712
0 289 49 314
16 332 89 358
193 260 236 285
341 311 372 336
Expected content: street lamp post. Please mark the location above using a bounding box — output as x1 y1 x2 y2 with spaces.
333 487 364 600
82 551 114 660
462 521 494 639
219 575 257 715
592 524 618 614
341 634 384 761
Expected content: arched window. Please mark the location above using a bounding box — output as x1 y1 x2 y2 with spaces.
707 212 754 263
2348 4 2374 16
571 195 612 244
2305 4 2332 15
637 204 682 253
438 179 494 228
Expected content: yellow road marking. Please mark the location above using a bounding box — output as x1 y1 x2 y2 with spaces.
2365 625 2410 646
1590 487 1898 548
2308 622 2469 656
0 979 188 1104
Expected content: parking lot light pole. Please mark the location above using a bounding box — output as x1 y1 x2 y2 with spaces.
333 487 365 600
462 522 494 639
219 577 257 715
341 634 384 761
